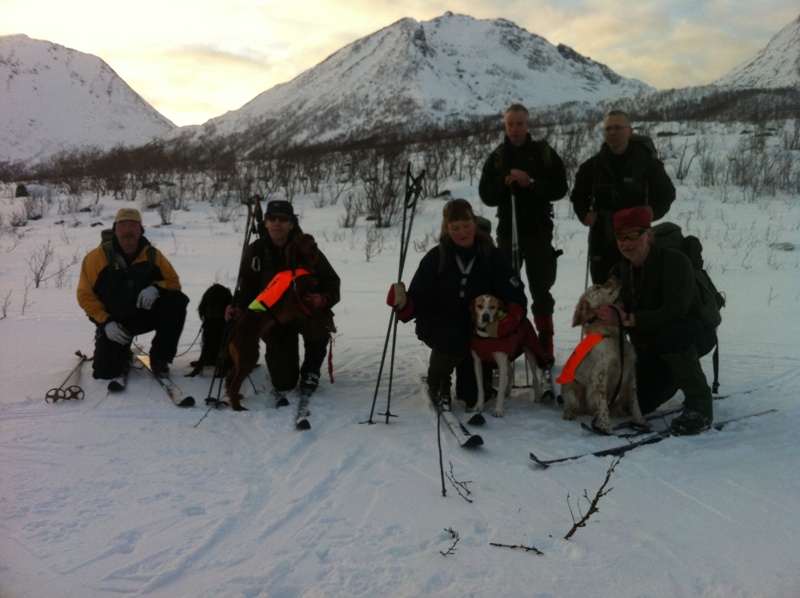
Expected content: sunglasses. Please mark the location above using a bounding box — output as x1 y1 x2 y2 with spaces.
614 229 647 242
266 214 291 223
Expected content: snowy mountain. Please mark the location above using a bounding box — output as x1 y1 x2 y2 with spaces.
0 35 175 165
713 15 800 90
168 13 652 151
3 12 799 166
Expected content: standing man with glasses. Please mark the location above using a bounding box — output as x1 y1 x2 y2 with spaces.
478 104 568 393
571 109 676 284
226 200 340 404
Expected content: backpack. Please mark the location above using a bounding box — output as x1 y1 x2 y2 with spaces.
630 134 659 159
652 222 725 391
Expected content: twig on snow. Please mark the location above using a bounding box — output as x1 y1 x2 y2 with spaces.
564 455 622 540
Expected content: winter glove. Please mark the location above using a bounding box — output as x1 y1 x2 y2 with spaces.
386 283 407 309
485 303 524 338
136 285 159 310
303 293 327 309
105 321 132 345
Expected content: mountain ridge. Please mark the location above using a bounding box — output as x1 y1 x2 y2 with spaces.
1 12 798 165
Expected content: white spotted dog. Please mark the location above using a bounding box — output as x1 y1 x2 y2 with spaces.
558 277 647 435
469 294 546 417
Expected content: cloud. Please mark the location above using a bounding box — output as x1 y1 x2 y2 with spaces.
1 0 796 124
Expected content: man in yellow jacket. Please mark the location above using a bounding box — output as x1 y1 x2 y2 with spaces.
77 208 189 386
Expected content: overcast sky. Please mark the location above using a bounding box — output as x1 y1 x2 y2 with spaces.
1 1 796 127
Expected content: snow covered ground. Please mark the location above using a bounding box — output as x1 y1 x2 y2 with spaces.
1 154 799 597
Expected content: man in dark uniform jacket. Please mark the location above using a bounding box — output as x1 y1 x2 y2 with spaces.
571 110 675 284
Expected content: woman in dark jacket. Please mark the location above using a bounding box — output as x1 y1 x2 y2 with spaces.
387 199 527 411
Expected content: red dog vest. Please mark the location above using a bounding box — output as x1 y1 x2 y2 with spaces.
470 318 546 363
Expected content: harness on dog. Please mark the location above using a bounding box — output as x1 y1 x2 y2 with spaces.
248 269 311 311
555 333 604 384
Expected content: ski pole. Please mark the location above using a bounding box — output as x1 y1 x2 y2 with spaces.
510 184 521 274
581 197 596 341
509 183 531 387
200 194 261 414
363 163 424 425
45 350 91 402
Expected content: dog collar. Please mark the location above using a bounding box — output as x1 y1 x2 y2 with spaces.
249 269 311 311
555 333 604 384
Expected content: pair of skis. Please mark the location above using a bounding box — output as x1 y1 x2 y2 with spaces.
437 404 486 448
136 355 312 428
105 354 194 407
136 354 195 407
530 408 778 468
274 390 312 430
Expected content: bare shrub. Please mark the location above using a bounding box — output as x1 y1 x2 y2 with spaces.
364 225 385 261
338 192 361 229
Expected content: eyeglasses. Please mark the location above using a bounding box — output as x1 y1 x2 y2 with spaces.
266 214 291 223
614 229 647 242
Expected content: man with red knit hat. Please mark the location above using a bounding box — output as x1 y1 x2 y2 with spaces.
594 206 717 435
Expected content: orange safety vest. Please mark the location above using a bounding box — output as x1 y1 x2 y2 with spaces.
249 269 311 311
555 333 604 384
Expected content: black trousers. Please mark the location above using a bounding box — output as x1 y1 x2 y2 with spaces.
92 290 189 379
635 318 717 414
264 318 331 392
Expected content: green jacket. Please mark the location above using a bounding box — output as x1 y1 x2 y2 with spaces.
611 243 696 353
571 139 675 251
478 134 568 237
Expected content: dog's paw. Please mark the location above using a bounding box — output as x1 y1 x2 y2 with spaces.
591 416 614 435
470 401 485 414
491 410 504 418
229 397 247 411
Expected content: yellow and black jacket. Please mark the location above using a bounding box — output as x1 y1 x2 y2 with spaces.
77 236 181 325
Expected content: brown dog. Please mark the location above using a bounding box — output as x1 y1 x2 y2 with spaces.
560 277 646 434
224 234 335 411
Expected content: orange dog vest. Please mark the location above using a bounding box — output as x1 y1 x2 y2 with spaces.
249 269 311 311
555 333 604 384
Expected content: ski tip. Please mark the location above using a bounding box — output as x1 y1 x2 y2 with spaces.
178 396 195 407
296 419 311 430
529 452 550 468
467 413 486 426
462 435 483 448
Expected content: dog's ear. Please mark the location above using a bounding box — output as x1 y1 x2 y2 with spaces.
470 296 480 321
572 297 591 327
604 276 621 294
